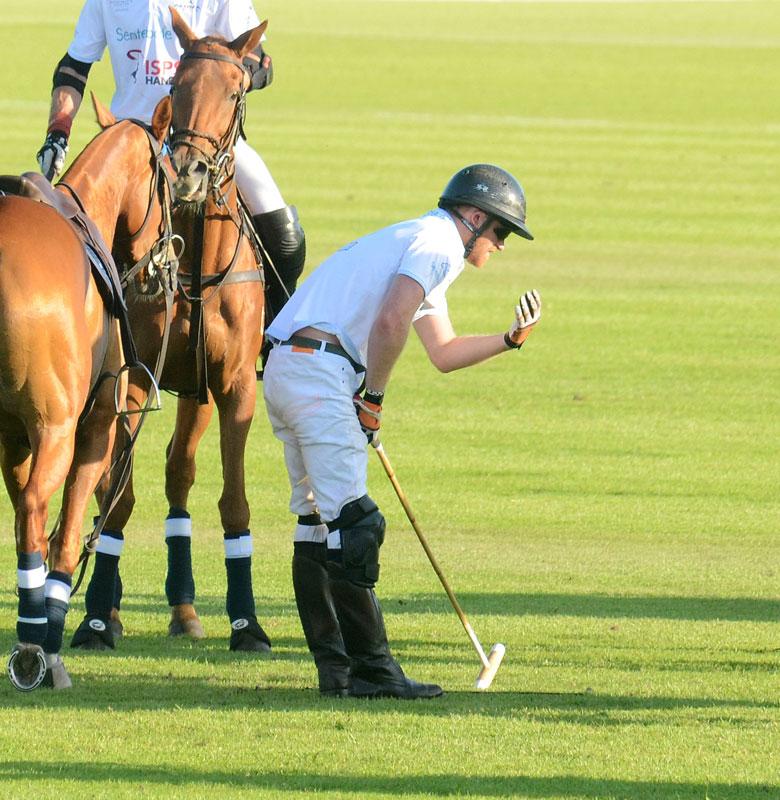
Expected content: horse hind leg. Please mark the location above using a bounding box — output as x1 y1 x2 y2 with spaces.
48 319 124 668
0 433 32 508
10 429 76 690
164 396 214 639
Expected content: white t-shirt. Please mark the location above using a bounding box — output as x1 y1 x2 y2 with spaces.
266 208 466 366
67 0 260 122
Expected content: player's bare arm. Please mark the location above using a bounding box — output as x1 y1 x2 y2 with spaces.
415 289 542 373
364 274 425 393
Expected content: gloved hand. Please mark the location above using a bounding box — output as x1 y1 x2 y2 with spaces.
353 389 383 445
505 289 541 349
36 131 69 182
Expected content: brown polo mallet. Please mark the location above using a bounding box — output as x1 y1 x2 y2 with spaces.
373 442 505 690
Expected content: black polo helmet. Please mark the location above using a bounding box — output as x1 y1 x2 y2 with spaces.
438 164 533 240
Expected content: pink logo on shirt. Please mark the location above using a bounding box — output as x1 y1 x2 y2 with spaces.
126 49 179 85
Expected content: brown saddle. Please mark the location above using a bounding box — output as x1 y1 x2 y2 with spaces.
0 172 80 219
0 171 137 365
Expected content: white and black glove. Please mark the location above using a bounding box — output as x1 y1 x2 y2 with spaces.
36 131 69 182
505 289 541 349
353 389 383 446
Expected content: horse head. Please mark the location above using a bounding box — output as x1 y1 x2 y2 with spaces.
168 7 267 204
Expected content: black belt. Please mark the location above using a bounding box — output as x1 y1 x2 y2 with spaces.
278 335 365 373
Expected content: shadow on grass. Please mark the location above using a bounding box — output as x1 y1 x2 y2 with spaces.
2 590 778 623
386 592 780 623
0 669 777 720
0 761 777 799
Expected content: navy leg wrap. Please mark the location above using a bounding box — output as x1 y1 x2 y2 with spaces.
17 551 47 645
165 508 195 606
43 571 72 654
224 530 256 622
113 570 123 611
85 530 123 619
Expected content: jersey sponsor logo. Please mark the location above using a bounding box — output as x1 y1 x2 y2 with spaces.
115 26 174 43
127 49 180 85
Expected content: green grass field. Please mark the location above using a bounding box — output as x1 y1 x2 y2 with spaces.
1 1 779 798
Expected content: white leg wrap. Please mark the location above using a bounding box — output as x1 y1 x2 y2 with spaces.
17 564 46 590
224 533 253 559
44 577 72 604
95 534 124 556
165 517 192 539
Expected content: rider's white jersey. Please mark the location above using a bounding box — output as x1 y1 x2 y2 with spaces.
67 0 260 122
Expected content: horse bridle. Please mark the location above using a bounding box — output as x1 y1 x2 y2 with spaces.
168 50 250 194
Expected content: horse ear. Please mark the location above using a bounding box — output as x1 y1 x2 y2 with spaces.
150 96 172 145
91 92 116 130
229 20 268 59
170 6 197 50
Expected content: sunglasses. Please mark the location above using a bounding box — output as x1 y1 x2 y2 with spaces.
493 223 512 242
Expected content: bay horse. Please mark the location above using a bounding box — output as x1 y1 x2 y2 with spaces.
0 96 173 690
71 10 272 653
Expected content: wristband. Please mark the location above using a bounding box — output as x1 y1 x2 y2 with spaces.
48 113 73 139
364 390 384 406
504 332 522 350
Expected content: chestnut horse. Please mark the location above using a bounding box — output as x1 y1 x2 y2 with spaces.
0 96 172 690
71 11 271 653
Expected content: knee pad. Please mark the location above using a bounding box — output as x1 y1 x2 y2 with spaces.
327 495 386 589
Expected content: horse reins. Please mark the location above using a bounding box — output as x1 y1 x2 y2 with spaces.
56 120 180 594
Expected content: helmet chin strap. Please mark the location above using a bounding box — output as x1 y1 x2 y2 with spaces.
448 208 494 257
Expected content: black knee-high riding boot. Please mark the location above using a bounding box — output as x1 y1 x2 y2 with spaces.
252 205 306 324
329 577 443 699
292 542 350 696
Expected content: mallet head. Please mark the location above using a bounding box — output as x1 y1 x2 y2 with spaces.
475 643 505 691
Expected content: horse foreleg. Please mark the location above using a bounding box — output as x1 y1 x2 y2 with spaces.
214 380 270 653
164 395 214 638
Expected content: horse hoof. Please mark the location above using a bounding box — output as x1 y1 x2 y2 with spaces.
41 653 73 690
70 616 115 650
109 609 124 641
168 604 205 639
7 643 47 691
229 617 272 653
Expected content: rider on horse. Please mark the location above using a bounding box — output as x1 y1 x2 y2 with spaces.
37 0 305 328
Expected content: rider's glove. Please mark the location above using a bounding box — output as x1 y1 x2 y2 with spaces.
353 389 383 445
505 289 542 349
36 131 69 182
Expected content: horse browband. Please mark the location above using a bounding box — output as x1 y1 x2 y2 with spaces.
180 50 248 77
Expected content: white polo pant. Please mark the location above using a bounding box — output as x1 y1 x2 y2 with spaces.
263 344 367 527
234 138 286 215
